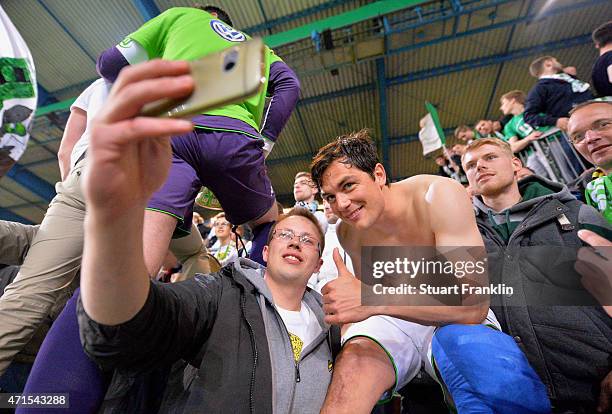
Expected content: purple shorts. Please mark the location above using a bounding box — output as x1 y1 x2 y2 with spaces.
147 126 275 237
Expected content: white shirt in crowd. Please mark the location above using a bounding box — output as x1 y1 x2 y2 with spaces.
308 221 353 293
69 78 111 169
276 302 322 361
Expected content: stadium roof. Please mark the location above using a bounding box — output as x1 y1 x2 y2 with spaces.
2 0 611 223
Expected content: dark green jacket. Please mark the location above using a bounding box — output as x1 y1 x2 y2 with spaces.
473 176 612 410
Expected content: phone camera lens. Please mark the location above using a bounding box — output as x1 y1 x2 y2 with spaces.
223 50 238 72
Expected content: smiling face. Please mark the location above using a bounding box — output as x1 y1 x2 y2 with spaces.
263 215 323 286
568 103 612 173
319 160 387 230
462 143 521 197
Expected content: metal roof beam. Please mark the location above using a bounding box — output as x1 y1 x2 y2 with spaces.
388 0 602 56
245 0 354 34
255 0 273 36
388 34 590 86
34 0 601 117
132 0 160 21
376 58 390 173
30 32 594 176
36 84 56 107
0 183 49 212
36 0 96 63
266 128 453 169
297 32 592 108
389 127 456 146
298 83 374 106
6 164 56 202
21 158 57 168
267 152 314 166
3 201 48 210
36 98 76 117
264 0 429 48
0 207 32 224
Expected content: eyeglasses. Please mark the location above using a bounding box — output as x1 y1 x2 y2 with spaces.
272 229 321 256
569 119 612 144
214 221 231 228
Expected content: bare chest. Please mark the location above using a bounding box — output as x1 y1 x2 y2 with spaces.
360 220 435 247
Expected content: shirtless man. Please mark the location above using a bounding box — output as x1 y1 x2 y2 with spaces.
310 130 549 413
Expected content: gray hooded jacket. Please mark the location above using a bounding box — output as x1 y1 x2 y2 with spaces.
78 258 335 413
472 175 612 409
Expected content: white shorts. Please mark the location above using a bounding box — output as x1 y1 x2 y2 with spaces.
342 309 500 400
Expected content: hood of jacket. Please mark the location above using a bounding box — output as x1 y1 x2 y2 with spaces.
473 175 574 217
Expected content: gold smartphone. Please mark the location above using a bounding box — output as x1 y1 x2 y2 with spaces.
141 38 265 118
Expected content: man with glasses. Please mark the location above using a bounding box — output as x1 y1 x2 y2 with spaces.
209 212 238 266
77 60 337 413
568 100 612 223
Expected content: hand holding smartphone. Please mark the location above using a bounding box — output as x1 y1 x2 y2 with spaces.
140 38 265 118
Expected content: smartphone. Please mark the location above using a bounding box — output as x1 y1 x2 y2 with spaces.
140 38 265 118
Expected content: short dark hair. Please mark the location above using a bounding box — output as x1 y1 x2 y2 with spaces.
592 21 612 48
195 4 233 27
266 208 325 255
310 129 389 188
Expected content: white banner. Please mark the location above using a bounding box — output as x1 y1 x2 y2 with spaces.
0 5 37 164
418 113 442 156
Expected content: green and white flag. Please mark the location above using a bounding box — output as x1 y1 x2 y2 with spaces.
418 102 445 156
0 5 37 173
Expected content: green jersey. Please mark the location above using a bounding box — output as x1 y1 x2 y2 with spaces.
503 113 551 140
124 7 282 130
585 174 612 224
503 113 552 155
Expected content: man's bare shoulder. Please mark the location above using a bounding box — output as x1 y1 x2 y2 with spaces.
392 174 463 205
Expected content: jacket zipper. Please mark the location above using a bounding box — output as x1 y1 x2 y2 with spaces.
241 293 258 414
295 361 301 382
478 212 557 399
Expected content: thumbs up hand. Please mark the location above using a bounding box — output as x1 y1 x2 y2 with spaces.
321 248 371 325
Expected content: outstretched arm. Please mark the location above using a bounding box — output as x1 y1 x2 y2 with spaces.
508 132 541 154
259 61 300 155
81 59 195 326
